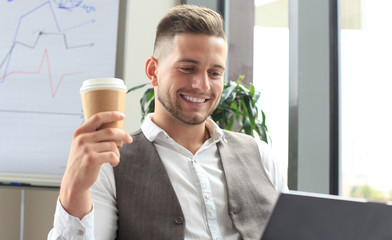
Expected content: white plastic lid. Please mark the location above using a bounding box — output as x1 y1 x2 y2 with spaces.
80 78 127 93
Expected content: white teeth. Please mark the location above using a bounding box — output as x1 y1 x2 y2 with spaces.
183 95 206 103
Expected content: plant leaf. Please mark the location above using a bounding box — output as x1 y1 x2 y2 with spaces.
236 75 245 84
126 83 149 94
249 85 255 97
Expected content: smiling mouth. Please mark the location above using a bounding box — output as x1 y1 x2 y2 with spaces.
181 95 209 103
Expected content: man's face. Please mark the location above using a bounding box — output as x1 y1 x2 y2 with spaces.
153 34 227 125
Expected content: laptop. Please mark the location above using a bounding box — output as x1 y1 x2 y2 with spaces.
261 191 392 240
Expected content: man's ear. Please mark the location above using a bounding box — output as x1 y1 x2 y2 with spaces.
145 57 158 86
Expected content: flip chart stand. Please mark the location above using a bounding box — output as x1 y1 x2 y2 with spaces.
20 189 25 240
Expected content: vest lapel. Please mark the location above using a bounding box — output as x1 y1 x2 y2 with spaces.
218 130 279 240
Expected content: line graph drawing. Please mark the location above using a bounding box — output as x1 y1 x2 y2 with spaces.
62 19 96 32
0 0 120 179
0 0 95 83
0 48 84 98
0 31 92 83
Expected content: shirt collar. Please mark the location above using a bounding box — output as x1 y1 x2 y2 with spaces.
141 113 227 143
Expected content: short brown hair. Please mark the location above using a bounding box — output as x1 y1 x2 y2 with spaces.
153 5 225 55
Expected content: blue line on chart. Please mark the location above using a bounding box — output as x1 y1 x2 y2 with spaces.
1 0 95 82
62 19 96 32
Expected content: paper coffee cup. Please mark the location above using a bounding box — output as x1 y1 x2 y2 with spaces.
80 78 127 147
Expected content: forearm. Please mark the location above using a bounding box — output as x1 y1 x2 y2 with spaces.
59 186 92 220
48 112 128 239
48 164 118 240
48 198 95 240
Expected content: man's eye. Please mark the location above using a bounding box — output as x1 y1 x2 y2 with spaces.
180 67 193 72
208 71 222 78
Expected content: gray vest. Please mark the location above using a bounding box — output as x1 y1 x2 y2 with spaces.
114 129 278 240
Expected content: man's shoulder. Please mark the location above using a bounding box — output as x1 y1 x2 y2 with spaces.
221 129 256 142
219 129 260 151
129 128 143 137
120 129 149 152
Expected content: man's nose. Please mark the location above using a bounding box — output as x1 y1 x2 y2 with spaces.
191 72 210 91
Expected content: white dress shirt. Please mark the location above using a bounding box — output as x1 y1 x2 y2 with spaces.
48 115 288 240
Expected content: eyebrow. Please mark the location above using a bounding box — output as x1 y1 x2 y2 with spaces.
178 58 226 70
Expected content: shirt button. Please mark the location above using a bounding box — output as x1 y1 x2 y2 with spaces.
76 229 84 236
174 216 184 225
205 194 210 200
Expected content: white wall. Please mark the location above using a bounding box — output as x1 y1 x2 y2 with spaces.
0 0 178 239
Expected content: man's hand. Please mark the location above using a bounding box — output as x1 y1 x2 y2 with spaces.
59 111 132 219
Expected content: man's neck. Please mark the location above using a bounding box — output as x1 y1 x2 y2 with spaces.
151 114 209 155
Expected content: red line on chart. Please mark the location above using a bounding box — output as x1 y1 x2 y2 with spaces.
0 49 84 98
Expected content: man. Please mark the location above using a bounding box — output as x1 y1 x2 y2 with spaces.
48 5 287 240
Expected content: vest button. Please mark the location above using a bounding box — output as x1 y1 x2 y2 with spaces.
174 216 184 225
230 207 241 215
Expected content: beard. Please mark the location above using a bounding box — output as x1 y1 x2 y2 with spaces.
157 87 217 125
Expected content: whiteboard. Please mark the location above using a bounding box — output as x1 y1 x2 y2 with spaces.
0 0 120 187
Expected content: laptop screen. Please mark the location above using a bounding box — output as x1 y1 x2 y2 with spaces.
261 191 392 240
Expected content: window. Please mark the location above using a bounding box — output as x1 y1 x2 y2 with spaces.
341 0 392 201
253 0 289 178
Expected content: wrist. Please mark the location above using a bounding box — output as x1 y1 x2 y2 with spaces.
59 186 92 219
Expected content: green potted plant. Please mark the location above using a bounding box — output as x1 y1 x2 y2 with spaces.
127 75 270 143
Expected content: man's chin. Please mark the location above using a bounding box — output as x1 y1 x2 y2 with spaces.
173 113 209 125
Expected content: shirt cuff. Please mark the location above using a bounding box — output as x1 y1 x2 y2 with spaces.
53 197 95 240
